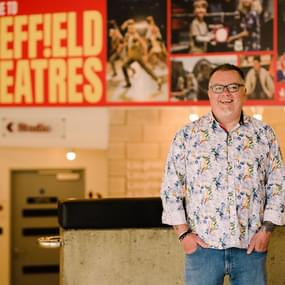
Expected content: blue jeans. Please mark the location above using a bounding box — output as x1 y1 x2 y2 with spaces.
185 247 267 285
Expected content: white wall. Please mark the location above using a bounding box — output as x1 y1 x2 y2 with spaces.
0 108 109 149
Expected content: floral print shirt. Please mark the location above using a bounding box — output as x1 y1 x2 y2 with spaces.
161 112 285 249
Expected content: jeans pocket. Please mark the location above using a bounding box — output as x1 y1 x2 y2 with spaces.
253 250 267 255
185 245 200 256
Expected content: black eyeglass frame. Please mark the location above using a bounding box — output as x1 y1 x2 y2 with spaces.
208 83 245 94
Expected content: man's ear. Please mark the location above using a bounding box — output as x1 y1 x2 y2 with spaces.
207 90 211 100
243 88 248 102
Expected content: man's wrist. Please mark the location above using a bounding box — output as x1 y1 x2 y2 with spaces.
260 221 275 233
178 229 192 242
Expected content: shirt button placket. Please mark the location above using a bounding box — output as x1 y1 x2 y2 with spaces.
227 132 238 240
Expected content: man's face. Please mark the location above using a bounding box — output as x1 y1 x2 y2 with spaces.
208 70 247 119
253 60 261 71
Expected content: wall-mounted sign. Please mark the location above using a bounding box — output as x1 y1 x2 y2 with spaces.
1 117 65 138
0 0 105 107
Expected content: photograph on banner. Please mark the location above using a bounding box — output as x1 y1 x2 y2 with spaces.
239 54 275 100
277 0 285 82
106 0 168 102
277 0 285 101
277 54 285 84
171 55 237 101
171 0 274 54
277 55 285 83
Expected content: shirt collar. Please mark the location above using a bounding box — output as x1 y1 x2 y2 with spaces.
208 110 248 131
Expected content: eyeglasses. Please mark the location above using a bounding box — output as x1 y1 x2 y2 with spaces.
209 83 245 94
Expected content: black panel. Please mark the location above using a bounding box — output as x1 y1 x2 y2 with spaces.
23 265 59 274
22 227 59 236
0 227 2 235
27 197 58 204
58 197 169 229
22 208 58 217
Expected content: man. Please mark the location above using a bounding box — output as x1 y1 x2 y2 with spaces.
245 56 274 99
161 64 285 285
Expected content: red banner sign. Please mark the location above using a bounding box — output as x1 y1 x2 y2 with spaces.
0 0 284 107
0 0 106 106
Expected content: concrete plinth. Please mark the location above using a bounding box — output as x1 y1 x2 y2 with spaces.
60 228 285 285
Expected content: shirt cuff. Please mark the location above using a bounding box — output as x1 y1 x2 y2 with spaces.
162 210 187 225
263 209 285 226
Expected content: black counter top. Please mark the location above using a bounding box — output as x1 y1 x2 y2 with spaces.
58 197 169 229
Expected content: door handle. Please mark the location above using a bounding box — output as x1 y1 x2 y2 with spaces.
38 236 62 248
